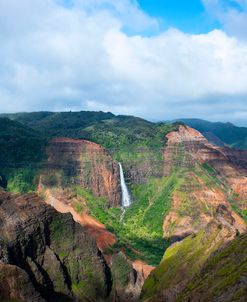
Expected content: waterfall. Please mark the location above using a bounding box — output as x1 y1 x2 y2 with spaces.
118 162 131 207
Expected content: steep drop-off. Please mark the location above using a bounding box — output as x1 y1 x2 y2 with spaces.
1 117 247 302
164 125 247 197
0 189 110 302
44 137 121 207
141 206 247 302
162 125 247 242
37 186 154 302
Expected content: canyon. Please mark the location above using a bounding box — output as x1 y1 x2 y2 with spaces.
0 113 246 302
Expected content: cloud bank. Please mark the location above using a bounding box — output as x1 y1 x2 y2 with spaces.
0 0 247 125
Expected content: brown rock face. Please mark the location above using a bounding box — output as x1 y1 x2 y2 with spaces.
163 125 247 241
164 126 224 175
45 137 121 206
0 263 45 302
0 189 111 302
164 125 247 200
124 148 164 184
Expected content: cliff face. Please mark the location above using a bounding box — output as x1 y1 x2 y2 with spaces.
164 125 247 199
141 206 247 302
38 186 151 302
123 148 164 184
0 189 111 302
45 137 121 207
162 125 247 242
41 186 117 252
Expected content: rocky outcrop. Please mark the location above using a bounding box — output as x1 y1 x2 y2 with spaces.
109 253 154 302
162 125 247 241
0 189 111 302
164 125 224 175
45 137 121 206
164 125 247 200
141 206 247 302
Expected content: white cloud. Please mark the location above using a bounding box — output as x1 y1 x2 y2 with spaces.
0 0 247 125
202 0 247 39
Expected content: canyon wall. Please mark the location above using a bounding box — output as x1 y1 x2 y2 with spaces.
141 207 247 302
162 125 247 242
45 137 121 207
0 189 111 302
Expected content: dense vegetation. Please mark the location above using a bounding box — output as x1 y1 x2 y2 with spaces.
2 111 115 137
0 118 47 192
0 112 178 193
0 118 46 165
2 111 178 149
68 158 228 266
44 171 180 266
73 181 174 266
83 118 178 180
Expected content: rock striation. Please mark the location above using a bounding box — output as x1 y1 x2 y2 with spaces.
163 125 247 241
45 137 121 206
164 125 247 199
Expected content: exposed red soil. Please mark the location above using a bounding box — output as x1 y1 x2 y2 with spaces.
43 188 116 251
132 260 155 280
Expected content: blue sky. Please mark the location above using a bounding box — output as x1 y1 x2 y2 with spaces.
138 0 219 33
0 0 247 125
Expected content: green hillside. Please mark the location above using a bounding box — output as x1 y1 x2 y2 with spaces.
0 117 46 165
1 112 179 185
141 226 247 302
0 118 46 192
2 111 115 137
2 111 177 148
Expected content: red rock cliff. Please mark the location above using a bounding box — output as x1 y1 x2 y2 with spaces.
163 125 247 241
45 137 121 206
164 125 247 200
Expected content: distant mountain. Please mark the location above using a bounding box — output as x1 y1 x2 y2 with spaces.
174 118 247 149
1 111 115 137
1 111 178 149
4 113 247 149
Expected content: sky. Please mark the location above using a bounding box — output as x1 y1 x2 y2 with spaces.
0 0 247 125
